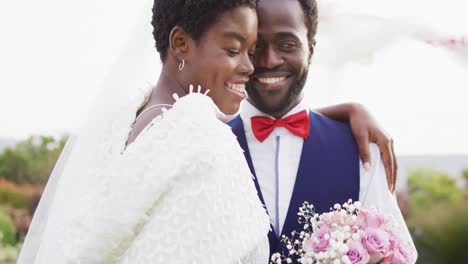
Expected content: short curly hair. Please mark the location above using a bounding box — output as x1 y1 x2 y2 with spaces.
257 0 318 48
296 0 318 48
152 0 257 62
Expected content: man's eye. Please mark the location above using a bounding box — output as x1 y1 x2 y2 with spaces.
226 49 240 56
281 42 297 49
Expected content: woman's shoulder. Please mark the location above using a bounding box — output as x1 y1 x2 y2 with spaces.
126 92 229 152
126 105 166 145
127 89 223 145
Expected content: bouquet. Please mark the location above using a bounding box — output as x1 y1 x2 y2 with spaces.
271 200 415 264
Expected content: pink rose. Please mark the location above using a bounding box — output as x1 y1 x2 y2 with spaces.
303 226 331 252
381 234 415 264
346 241 370 264
362 228 391 263
357 208 386 229
381 244 413 264
385 228 401 242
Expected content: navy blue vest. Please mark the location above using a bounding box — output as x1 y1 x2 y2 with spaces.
228 111 360 263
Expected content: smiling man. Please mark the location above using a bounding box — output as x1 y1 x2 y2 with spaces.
247 0 312 119
228 0 417 262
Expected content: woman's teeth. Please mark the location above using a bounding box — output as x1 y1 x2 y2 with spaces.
226 83 246 93
257 76 286 84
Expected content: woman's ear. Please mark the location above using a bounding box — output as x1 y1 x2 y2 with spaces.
169 26 192 62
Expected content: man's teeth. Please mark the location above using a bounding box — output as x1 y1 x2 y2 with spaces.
226 83 246 93
257 77 286 84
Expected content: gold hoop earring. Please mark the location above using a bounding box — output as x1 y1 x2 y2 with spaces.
178 58 185 71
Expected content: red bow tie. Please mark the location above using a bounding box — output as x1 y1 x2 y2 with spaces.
251 110 310 142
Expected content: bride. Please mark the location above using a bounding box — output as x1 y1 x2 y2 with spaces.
19 0 397 263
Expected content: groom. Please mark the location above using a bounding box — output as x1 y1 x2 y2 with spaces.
229 0 401 259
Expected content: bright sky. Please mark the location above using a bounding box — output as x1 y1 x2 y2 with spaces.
1 0 467 155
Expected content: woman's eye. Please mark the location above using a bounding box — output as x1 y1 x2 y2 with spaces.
226 49 240 56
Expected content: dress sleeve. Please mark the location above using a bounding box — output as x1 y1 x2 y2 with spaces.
359 144 418 263
58 93 222 263
58 93 269 264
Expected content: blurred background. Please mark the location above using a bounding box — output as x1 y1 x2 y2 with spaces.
0 0 467 263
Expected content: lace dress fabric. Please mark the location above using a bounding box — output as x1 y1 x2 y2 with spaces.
32 92 270 263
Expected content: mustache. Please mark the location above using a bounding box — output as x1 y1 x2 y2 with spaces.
252 67 292 75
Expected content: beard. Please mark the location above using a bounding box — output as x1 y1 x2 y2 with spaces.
246 67 308 117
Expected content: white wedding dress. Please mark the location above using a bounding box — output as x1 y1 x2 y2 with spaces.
19 91 270 264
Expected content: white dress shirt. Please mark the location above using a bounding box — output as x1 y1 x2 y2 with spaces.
240 100 417 260
240 100 306 235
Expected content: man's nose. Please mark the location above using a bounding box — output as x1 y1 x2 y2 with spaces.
255 45 283 69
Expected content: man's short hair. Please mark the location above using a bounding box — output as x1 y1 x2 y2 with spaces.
296 0 318 48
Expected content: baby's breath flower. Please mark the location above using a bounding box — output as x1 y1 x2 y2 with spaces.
352 233 360 240
339 244 349 253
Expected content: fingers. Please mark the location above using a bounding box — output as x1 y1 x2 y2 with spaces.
379 137 395 192
356 133 372 171
189 84 208 94
390 140 398 192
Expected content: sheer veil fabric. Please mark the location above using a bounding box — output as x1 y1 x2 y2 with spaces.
18 0 160 262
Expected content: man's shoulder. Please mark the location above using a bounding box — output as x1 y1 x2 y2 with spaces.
307 110 358 155
308 110 352 134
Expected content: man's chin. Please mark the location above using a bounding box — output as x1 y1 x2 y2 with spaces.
251 98 290 117
247 74 306 117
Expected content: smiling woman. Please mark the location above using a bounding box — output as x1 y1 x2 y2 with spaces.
18 0 272 263
126 0 259 143
167 6 257 115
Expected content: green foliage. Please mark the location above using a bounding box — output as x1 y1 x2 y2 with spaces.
0 149 28 184
0 135 67 184
463 169 468 188
407 168 468 263
0 210 16 246
0 187 33 209
407 169 462 211
0 243 20 264
463 169 468 180
411 200 468 263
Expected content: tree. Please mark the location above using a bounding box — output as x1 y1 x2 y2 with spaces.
0 150 28 183
407 169 468 263
463 169 468 189
407 169 462 211
0 136 67 184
